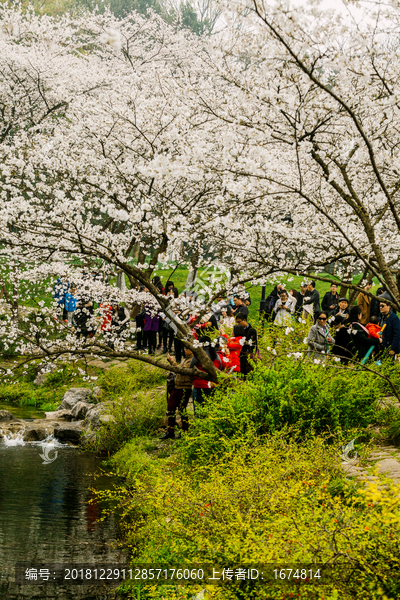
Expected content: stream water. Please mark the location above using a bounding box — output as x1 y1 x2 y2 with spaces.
0 408 126 600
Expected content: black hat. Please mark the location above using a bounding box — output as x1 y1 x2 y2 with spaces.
338 297 348 304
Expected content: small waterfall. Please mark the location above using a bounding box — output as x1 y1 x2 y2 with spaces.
33 433 68 448
2 430 25 447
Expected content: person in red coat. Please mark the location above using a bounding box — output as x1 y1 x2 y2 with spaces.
99 303 112 332
222 335 242 373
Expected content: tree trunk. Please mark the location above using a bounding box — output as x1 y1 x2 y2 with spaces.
185 267 198 291
116 271 126 291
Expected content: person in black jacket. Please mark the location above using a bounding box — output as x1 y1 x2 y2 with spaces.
321 284 339 316
134 287 146 350
264 284 284 321
379 300 400 358
74 296 94 340
348 306 379 361
370 287 385 318
295 283 307 316
152 275 163 294
331 314 352 364
235 313 258 376
303 281 321 322
233 296 249 318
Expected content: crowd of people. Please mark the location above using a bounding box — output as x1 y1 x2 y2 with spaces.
53 275 258 439
53 274 400 440
265 280 400 365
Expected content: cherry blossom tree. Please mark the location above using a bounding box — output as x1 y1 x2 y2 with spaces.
0 5 258 381
5 0 399 381
176 0 400 308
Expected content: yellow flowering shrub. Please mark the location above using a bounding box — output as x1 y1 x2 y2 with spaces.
112 435 400 600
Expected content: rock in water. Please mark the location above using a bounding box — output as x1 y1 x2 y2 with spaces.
23 425 51 442
0 410 16 422
57 388 92 411
54 422 84 444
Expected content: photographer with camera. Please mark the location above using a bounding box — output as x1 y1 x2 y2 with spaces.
273 290 296 326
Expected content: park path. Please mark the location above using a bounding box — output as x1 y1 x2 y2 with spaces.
342 394 400 486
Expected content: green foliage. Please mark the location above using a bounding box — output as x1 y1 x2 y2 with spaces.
111 434 400 600
76 0 164 19
84 389 166 455
385 417 400 445
84 362 166 455
0 363 99 410
180 357 382 466
101 360 166 399
5 0 208 36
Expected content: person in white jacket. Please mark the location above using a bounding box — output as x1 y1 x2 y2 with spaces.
273 290 296 326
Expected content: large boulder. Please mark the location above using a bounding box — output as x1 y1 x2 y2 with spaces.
57 388 92 410
54 422 84 444
0 410 16 422
71 401 92 420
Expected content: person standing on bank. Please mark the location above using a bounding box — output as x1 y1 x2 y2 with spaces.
273 290 296 326
264 284 284 320
295 283 308 316
321 283 339 316
191 336 223 416
111 303 130 346
357 280 373 325
144 308 160 355
235 313 258 376
303 281 320 322
379 300 400 359
53 276 70 322
331 314 352 364
233 296 249 318
307 312 334 359
160 347 194 440
64 287 78 326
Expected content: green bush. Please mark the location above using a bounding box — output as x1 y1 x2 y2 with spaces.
0 363 100 410
180 358 381 466
110 434 400 600
84 388 166 456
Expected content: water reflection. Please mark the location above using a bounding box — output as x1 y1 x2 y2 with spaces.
0 442 125 599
